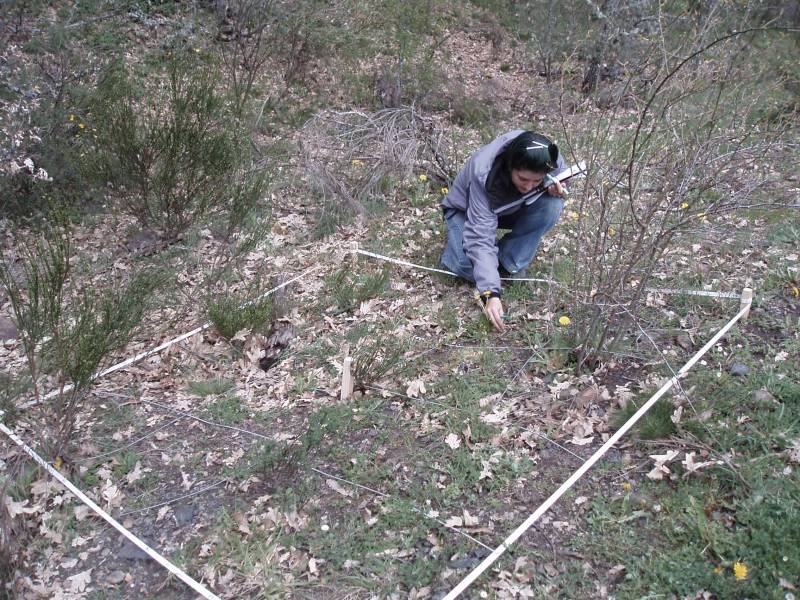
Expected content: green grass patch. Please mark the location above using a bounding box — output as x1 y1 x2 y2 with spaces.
205 289 275 339
613 397 677 440
325 266 391 313
188 377 235 397
204 394 247 425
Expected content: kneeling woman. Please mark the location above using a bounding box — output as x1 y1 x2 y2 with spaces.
440 130 566 332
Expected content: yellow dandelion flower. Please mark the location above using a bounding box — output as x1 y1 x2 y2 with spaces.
68 114 75 122
569 211 580 220
558 315 571 326
418 174 428 182
351 159 363 166
680 202 689 209
78 123 86 129
732 562 748 581
622 481 632 492
441 187 449 195
608 227 616 236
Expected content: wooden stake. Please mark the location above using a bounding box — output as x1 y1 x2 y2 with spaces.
740 287 753 320
349 241 359 267
340 356 354 401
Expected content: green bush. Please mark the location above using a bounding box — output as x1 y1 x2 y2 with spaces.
326 267 390 313
86 54 262 240
0 212 157 458
205 285 275 340
346 324 410 388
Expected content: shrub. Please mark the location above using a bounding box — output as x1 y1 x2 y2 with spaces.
86 54 264 240
346 323 410 388
1 24 100 223
205 282 275 340
326 267 390 313
0 211 157 458
554 25 796 369
301 107 466 234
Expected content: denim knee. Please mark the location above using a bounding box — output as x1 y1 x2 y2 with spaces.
538 195 564 227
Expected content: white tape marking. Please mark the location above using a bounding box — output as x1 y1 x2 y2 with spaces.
354 248 555 283
0 417 221 600
645 287 741 299
19 265 322 410
356 248 742 297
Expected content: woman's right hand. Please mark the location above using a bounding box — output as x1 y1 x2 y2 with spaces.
485 296 506 332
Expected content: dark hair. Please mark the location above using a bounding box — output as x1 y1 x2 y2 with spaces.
504 131 559 173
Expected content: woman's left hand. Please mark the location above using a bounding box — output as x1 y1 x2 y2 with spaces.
547 179 565 198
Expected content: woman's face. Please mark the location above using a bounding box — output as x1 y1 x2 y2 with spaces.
510 169 545 194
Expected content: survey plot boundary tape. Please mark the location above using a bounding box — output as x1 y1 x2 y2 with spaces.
441 298 753 599
18 265 322 411
0 416 221 600
354 246 745 299
2 244 753 597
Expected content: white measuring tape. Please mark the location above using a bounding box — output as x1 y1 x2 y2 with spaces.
354 247 742 299
354 248 556 284
0 415 221 600
19 265 323 411
645 287 741 299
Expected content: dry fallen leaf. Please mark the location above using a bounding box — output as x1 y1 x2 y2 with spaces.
570 435 594 446
444 515 463 527
444 433 461 449
101 480 124 509
181 470 195 491
126 461 143 485
4 496 39 518
406 379 426 398
68 569 92 593
462 509 479 527
682 451 717 474
462 422 474 449
233 511 251 535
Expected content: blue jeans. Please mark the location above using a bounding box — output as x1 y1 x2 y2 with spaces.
440 195 564 281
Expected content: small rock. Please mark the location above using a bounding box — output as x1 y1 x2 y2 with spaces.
105 570 126 584
729 363 749 377
753 389 775 403
0 316 18 341
173 503 198 526
674 332 693 352
118 539 153 561
449 556 479 569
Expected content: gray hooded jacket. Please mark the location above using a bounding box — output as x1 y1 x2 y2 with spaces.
441 130 566 295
